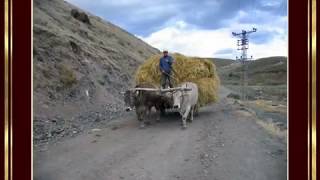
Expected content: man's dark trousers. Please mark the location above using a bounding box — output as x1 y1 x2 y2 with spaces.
161 72 173 88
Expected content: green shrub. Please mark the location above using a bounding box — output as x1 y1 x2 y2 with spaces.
57 64 77 88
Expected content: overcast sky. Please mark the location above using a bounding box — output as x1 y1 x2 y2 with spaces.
66 0 287 59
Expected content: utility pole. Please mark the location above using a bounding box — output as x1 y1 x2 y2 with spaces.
232 27 257 101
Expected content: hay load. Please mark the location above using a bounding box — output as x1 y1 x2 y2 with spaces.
135 53 220 106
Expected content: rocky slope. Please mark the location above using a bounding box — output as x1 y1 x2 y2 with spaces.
33 0 159 145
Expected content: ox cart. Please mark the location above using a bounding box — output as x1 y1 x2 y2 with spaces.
122 82 199 129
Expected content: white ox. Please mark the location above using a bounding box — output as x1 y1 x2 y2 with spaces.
172 82 199 129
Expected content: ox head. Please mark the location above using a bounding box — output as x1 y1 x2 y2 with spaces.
173 90 185 109
161 92 174 108
170 88 192 109
121 90 139 112
121 87 163 111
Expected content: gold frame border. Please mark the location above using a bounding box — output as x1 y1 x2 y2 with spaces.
10 0 12 178
308 0 310 179
4 0 9 178
4 0 11 179
2 0 317 180
311 0 317 179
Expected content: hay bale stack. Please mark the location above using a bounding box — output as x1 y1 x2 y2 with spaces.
135 53 220 106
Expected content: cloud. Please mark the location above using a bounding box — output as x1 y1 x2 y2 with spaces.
66 0 182 35
66 0 287 58
66 0 287 36
142 11 287 59
141 21 236 58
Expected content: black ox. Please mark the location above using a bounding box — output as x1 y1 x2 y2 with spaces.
123 83 172 128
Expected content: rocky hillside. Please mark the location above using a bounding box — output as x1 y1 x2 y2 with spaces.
33 0 159 145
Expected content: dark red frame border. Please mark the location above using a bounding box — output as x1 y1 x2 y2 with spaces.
0 0 318 179
0 0 32 179
288 0 309 178
12 0 32 179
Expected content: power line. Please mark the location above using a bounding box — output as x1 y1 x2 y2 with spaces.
232 27 257 101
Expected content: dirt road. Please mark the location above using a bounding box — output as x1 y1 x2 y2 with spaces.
34 87 287 180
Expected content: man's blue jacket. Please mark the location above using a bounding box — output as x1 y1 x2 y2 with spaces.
159 55 173 74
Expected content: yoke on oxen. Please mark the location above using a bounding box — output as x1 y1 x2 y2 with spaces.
128 87 192 93
122 85 194 129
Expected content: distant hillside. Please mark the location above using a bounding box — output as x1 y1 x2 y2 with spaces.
210 56 287 102
208 58 235 68
33 0 159 144
217 56 287 86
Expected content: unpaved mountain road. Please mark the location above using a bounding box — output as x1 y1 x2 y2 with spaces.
34 87 287 180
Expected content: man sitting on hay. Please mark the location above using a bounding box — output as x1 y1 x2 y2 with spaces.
159 49 174 89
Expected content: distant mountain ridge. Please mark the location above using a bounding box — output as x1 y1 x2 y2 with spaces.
212 56 287 86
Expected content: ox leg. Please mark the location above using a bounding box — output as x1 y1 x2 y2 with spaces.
182 105 191 129
153 106 160 123
136 108 146 129
138 115 145 129
190 106 194 123
186 111 191 122
137 115 145 129
160 106 166 116
144 107 152 125
186 106 194 122
194 104 199 117
156 108 161 123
